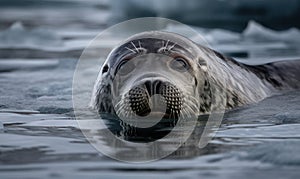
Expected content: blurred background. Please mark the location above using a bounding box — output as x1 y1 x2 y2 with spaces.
1 0 300 30
1 0 300 60
111 0 300 31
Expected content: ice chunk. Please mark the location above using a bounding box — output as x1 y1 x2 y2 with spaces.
0 22 114 54
243 20 300 42
0 22 63 49
205 29 240 43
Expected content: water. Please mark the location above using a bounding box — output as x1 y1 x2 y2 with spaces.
0 1 300 178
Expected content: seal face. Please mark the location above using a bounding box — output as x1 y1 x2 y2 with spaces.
91 31 210 119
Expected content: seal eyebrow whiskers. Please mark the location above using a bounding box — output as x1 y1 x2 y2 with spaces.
168 42 177 51
125 46 136 54
165 40 169 48
159 40 175 53
131 41 139 53
163 40 170 52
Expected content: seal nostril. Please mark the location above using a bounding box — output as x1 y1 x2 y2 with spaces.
144 80 152 96
154 80 162 94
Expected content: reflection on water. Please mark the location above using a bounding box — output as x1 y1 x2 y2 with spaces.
1 89 300 177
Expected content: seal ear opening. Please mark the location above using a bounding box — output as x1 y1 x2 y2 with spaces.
198 58 208 72
102 65 109 74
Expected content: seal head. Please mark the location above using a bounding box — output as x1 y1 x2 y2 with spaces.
91 31 211 120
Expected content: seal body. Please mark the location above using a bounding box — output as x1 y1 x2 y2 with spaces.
91 31 300 118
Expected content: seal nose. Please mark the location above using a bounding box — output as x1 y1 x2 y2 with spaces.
127 80 183 118
144 80 162 96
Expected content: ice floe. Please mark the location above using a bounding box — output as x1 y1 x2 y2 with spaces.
0 22 63 49
243 20 300 42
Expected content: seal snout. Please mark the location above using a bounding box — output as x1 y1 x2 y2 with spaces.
144 80 163 96
126 79 183 118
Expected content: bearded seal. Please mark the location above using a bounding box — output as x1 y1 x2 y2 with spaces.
91 31 300 120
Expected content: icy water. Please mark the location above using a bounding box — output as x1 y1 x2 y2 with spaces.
1 1 300 179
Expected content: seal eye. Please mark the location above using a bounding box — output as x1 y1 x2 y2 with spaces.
117 60 135 75
170 57 190 72
102 65 109 74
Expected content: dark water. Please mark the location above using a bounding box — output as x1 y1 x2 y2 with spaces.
1 1 300 178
